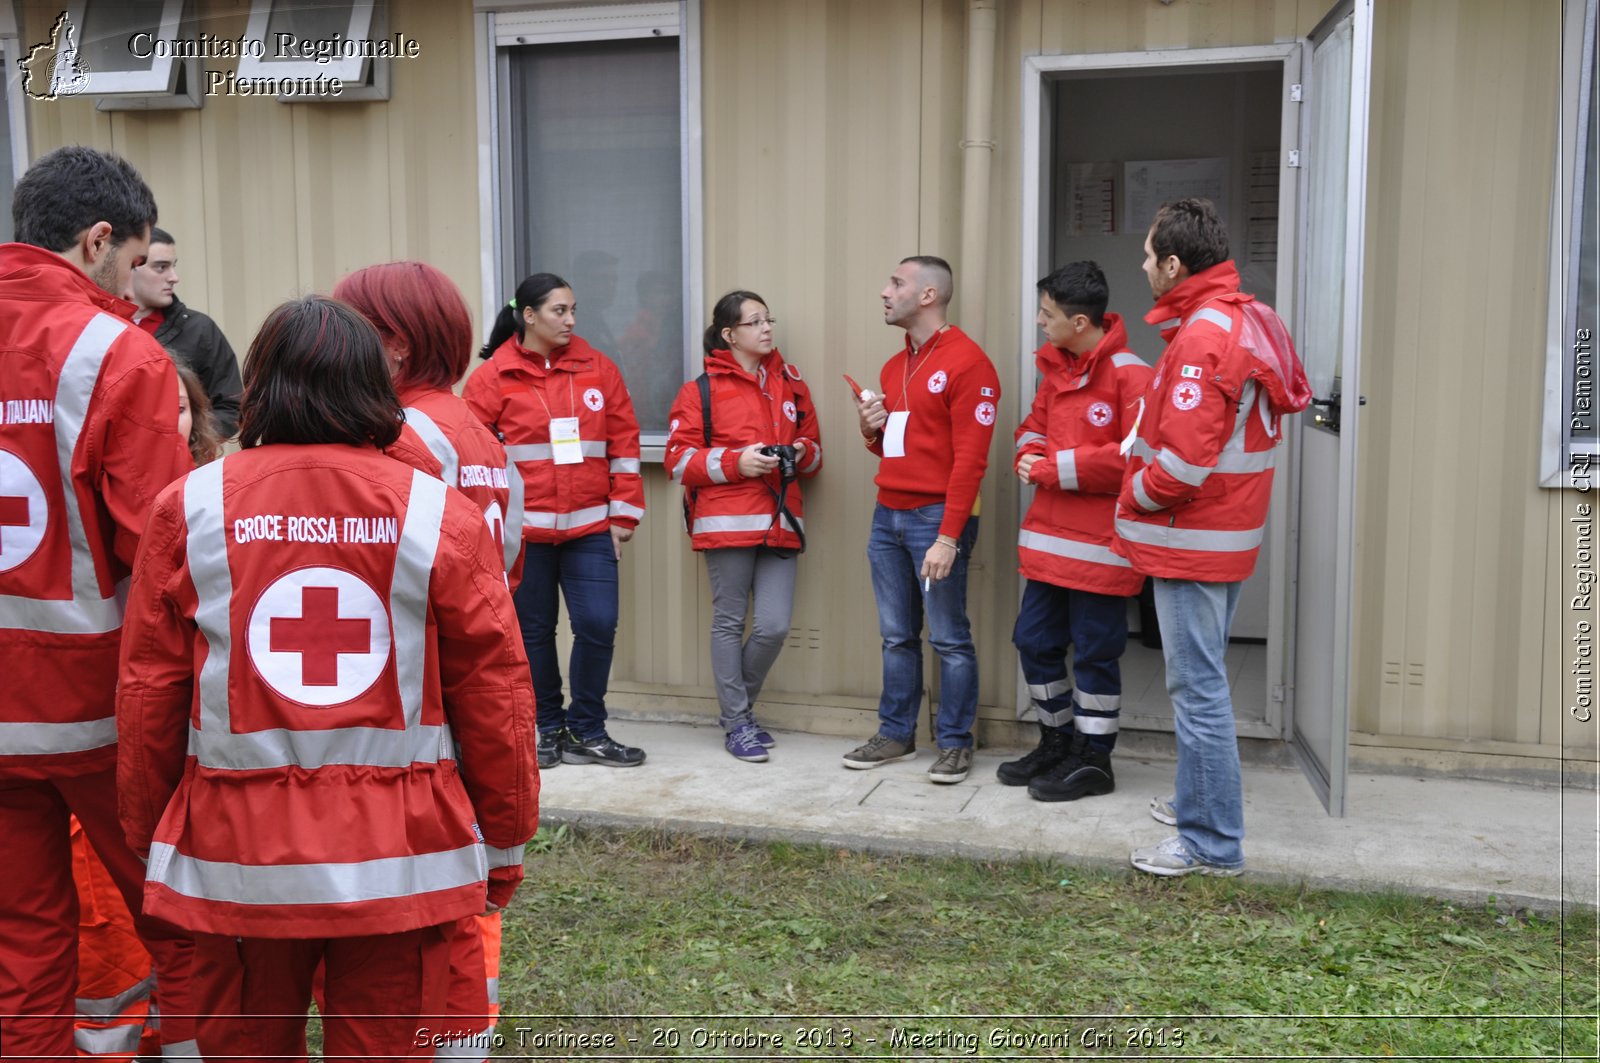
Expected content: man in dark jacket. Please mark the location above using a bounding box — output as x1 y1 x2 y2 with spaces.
128 226 242 437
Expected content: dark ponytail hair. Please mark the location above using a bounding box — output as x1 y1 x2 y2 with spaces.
703 289 767 358
480 272 573 359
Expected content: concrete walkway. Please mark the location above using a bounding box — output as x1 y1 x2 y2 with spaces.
538 719 1598 914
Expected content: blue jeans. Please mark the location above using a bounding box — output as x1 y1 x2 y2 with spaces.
1152 577 1245 869
867 502 979 749
513 532 618 741
1012 579 1127 749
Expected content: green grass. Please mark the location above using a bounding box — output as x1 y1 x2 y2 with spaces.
487 826 1599 1060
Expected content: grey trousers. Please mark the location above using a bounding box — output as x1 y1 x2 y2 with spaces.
703 546 797 732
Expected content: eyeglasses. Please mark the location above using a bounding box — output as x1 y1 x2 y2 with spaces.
736 316 777 328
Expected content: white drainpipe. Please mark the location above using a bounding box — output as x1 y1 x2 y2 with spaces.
957 0 999 344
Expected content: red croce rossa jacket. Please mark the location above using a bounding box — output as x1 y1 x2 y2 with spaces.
1113 261 1311 582
1016 313 1152 596
390 384 524 588
665 348 822 552
116 444 539 938
0 243 191 780
463 334 644 544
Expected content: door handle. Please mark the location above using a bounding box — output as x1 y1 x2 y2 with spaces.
1308 394 1366 434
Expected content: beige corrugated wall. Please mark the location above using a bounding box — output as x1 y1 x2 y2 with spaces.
21 0 1589 769
18 0 484 352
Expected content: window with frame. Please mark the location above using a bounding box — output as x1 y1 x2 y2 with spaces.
494 2 695 442
235 0 392 101
61 0 200 108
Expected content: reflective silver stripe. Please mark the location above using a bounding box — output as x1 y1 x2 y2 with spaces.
196 724 455 771
692 513 802 536
1016 431 1046 450
671 449 696 482
504 441 606 461
1128 438 1156 463
393 472 446 735
1110 351 1147 369
1114 517 1267 553
1215 448 1275 475
0 717 117 755
147 840 488 906
1055 448 1078 491
502 456 524 573
1034 701 1074 728
522 505 608 530
75 1022 145 1055
1027 678 1071 701
1072 714 1119 735
799 441 822 475
485 843 524 870
76 972 155 1021
1154 316 1181 331
403 406 459 488
609 457 641 474
1130 469 1158 512
184 461 232 740
486 977 500 1005
1189 306 1234 332
1017 528 1132 569
161 1039 201 1059
609 500 644 521
0 314 127 636
705 447 730 484
1074 690 1121 712
1157 448 1212 487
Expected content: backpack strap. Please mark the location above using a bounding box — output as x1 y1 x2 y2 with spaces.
698 372 712 446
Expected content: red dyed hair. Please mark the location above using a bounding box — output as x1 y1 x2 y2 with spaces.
332 260 475 391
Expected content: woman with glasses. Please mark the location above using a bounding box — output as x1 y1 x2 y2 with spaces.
465 273 647 770
666 290 822 762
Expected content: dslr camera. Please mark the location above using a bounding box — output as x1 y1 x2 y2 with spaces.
759 444 799 479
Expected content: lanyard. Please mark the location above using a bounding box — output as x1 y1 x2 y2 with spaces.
894 325 948 412
526 364 577 429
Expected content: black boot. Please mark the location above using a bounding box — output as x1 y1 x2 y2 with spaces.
996 723 1074 786
1028 733 1114 802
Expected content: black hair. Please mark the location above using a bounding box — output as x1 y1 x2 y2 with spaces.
480 272 573 359
1037 261 1109 327
899 255 954 306
1149 198 1230 277
12 146 157 253
703 289 767 357
238 297 402 449
149 226 175 246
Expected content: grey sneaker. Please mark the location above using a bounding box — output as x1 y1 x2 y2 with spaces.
841 734 916 770
1130 835 1242 878
1149 794 1177 825
928 746 972 784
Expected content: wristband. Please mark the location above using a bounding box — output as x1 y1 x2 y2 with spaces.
935 535 958 549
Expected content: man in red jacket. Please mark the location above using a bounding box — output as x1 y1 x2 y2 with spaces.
1005 262 1152 801
1115 198 1309 877
0 146 196 1058
846 256 1001 784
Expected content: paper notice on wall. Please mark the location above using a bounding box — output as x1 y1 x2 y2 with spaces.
1063 162 1117 235
1123 157 1229 233
1245 151 1280 269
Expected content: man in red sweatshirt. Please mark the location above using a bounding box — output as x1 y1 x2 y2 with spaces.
846 256 1001 784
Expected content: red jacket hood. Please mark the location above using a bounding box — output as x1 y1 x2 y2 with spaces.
492 332 604 375
0 242 140 319
1034 312 1130 382
1145 260 1310 415
704 347 792 380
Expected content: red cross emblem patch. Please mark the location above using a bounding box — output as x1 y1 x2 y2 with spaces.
247 567 391 706
1086 401 1114 427
1171 381 1203 411
0 449 47 574
583 387 605 412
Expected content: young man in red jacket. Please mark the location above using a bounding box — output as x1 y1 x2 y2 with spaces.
1005 262 1152 801
0 146 197 1059
1115 198 1309 877
847 256 1001 784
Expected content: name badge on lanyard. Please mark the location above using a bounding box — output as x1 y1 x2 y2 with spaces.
883 410 910 458
549 416 584 465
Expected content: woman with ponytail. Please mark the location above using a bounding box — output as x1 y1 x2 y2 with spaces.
464 273 647 770
664 290 822 763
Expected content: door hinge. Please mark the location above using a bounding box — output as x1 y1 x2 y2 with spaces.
1271 684 1287 703
1290 83 1303 102
1287 149 1302 168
